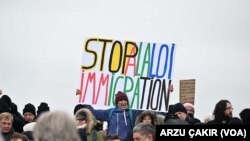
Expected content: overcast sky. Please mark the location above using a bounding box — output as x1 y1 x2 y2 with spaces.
0 0 250 121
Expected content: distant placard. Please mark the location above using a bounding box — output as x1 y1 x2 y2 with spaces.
179 79 195 105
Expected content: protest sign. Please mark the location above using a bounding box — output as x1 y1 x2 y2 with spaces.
78 38 176 111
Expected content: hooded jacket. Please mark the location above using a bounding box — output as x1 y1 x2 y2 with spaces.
85 105 142 141
75 108 103 141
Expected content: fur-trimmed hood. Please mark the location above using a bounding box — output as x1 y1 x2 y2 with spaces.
75 108 97 134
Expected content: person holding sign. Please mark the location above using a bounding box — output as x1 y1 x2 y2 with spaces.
84 91 142 141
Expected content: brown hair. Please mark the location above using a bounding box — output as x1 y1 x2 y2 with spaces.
10 133 29 141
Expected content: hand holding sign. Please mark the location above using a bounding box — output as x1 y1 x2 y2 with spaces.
76 89 81 95
168 85 174 92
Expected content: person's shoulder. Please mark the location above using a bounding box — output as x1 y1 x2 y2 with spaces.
228 117 243 125
206 119 219 125
165 118 190 125
188 117 201 124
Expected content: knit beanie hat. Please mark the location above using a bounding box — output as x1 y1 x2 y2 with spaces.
173 103 187 114
115 91 128 104
73 104 86 115
37 102 50 116
1 95 12 106
164 105 178 122
23 103 36 116
0 99 11 113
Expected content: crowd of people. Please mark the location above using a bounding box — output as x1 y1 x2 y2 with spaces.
0 89 249 141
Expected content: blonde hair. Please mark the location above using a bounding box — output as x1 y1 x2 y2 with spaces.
0 112 13 122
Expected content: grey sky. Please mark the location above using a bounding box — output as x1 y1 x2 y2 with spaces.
0 0 249 120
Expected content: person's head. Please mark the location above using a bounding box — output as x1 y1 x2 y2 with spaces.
183 102 195 117
115 91 128 109
75 108 98 135
239 108 250 124
136 110 157 126
1 95 12 106
33 111 81 141
37 102 50 118
0 99 11 113
133 123 155 141
0 112 13 133
142 115 152 125
213 99 233 122
173 103 187 121
164 105 178 123
75 110 87 126
23 103 36 123
105 135 121 141
9 133 29 141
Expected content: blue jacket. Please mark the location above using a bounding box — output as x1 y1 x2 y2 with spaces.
86 105 142 141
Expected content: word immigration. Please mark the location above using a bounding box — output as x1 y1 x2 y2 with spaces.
78 38 176 111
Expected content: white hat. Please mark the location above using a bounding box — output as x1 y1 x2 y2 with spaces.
23 122 36 132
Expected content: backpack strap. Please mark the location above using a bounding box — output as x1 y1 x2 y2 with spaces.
108 108 115 125
128 109 134 128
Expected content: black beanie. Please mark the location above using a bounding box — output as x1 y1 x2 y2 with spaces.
37 102 50 116
73 104 86 115
164 105 178 122
1 95 12 106
0 99 11 113
173 103 187 114
23 103 36 116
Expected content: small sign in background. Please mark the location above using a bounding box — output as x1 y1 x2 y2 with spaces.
179 79 195 104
